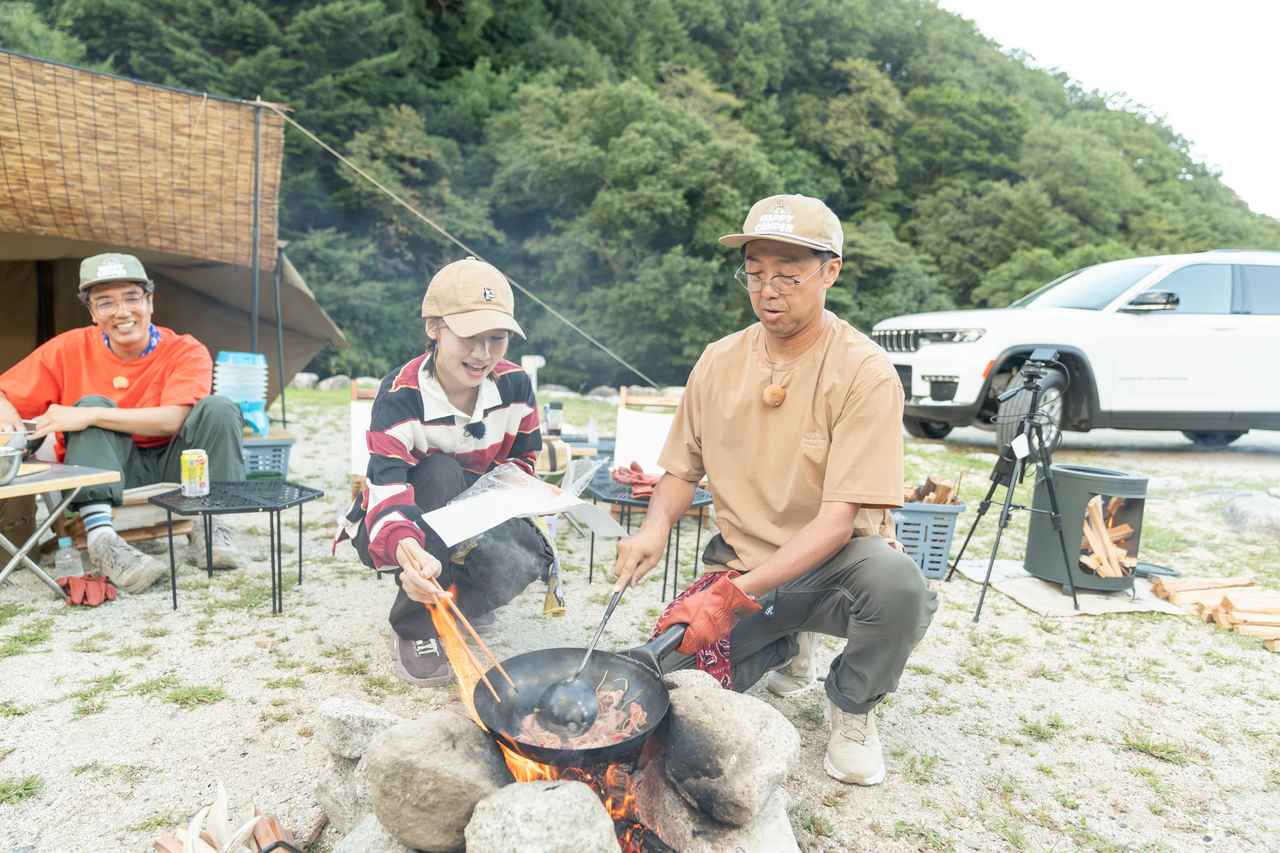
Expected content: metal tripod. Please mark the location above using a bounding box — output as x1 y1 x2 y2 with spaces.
944 371 1079 622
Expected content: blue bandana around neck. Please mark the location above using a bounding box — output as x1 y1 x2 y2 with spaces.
102 323 161 358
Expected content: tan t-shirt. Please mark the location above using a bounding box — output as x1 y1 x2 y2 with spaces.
658 311 904 570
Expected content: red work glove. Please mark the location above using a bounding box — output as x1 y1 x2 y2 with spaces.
656 575 762 655
56 574 118 607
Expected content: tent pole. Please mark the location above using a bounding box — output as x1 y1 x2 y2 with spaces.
274 247 287 428
250 102 262 353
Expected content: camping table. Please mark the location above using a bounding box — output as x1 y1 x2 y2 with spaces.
585 461 713 601
0 464 120 599
150 481 324 614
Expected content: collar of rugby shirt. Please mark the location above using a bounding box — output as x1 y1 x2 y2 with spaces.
417 359 502 426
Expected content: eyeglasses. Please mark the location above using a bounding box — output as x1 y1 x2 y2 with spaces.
91 294 148 314
734 261 830 295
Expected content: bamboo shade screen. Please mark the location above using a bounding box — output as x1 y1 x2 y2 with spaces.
0 51 283 270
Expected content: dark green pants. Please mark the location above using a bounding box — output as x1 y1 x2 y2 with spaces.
63 395 245 508
668 534 938 714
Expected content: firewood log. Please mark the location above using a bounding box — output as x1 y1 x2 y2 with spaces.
1166 588 1235 607
1231 624 1280 639
1151 577 1256 598
1105 496 1124 525
1224 610 1280 627
1220 591 1280 612
1264 638 1279 652
1084 496 1122 577
1212 607 1236 629
1106 524 1133 543
932 480 954 504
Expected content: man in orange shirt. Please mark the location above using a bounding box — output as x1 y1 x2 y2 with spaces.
0 253 246 592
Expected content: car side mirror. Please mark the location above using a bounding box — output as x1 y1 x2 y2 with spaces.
1120 290 1179 313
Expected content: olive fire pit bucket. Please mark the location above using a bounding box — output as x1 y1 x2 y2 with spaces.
1026 464 1147 593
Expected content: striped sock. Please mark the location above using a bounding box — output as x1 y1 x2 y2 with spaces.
79 503 114 546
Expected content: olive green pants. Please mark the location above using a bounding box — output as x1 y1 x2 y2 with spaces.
667 534 937 713
63 395 245 508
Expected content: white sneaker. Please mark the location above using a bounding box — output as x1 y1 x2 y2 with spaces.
187 519 244 570
766 631 818 697
824 701 886 786
88 530 165 594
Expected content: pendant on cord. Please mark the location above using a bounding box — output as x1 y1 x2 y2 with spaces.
762 383 786 407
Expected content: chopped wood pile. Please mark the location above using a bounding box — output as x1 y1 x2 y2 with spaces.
904 474 963 505
1079 495 1137 578
1151 576 1280 653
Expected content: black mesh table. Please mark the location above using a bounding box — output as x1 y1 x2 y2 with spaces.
150 481 324 613
585 461 713 601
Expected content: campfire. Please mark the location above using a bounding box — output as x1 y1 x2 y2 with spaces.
1078 495 1139 578
425 587 668 852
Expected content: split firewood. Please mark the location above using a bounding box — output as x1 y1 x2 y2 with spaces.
1105 496 1124 526
1211 607 1236 630
1220 591 1280 612
1151 576 1256 599
1079 554 1104 574
1264 638 1279 653
932 480 954 504
1223 610 1280 628
1107 524 1133 543
1166 588 1236 607
1083 496 1123 577
1231 624 1280 640
1191 602 1216 622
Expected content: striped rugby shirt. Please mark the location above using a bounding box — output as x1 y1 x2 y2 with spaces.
338 353 541 569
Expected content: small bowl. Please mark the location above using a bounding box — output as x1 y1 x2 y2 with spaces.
0 446 22 486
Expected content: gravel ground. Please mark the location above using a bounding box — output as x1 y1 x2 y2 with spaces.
1 390 1277 852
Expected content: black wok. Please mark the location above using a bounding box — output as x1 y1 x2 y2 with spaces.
474 625 685 767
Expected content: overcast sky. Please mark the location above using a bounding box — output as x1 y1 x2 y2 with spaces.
938 1 1279 219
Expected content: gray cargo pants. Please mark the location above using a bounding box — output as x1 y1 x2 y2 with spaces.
666 534 938 714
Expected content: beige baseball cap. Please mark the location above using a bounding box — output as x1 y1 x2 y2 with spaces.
421 257 525 339
718 194 843 256
79 252 152 292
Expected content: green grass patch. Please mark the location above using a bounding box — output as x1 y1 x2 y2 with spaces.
0 602 31 628
140 626 170 639
891 820 954 852
0 700 29 717
0 774 43 804
362 675 409 697
1021 713 1068 742
265 676 304 689
1120 731 1192 766
70 670 128 717
115 643 156 659
132 673 182 698
126 812 180 833
0 618 53 657
901 752 943 785
165 685 227 709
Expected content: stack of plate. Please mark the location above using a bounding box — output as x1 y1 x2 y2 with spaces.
214 352 269 435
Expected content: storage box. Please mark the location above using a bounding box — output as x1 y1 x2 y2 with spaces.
893 502 965 579
243 436 294 480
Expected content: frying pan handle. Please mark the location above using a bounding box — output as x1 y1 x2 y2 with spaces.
621 624 686 676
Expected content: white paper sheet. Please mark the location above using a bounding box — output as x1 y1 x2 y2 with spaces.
422 483 625 546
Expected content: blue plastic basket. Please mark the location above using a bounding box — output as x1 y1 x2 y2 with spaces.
243 437 293 480
893 502 966 579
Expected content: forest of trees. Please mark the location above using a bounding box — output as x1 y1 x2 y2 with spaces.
4 0 1279 387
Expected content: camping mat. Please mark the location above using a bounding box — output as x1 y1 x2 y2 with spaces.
950 560 1186 618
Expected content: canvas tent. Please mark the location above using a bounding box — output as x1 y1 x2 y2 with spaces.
0 49 345 399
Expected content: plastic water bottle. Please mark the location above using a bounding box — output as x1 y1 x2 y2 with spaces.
586 417 599 447
54 536 82 576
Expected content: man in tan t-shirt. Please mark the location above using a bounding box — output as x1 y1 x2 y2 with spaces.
613 194 937 786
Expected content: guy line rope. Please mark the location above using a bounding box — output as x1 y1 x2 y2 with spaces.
263 104 661 390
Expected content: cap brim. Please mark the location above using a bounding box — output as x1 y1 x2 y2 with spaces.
79 276 151 292
718 232 837 254
442 310 526 340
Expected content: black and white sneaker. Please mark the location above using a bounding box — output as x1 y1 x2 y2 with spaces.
391 635 452 687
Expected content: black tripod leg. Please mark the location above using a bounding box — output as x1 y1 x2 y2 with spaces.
974 456 1023 623
946 477 1002 581
1034 426 1080 611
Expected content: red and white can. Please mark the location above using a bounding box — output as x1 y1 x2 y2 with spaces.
180 448 210 497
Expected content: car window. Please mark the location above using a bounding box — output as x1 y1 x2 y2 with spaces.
1012 262 1158 310
1147 264 1232 314
1238 264 1280 315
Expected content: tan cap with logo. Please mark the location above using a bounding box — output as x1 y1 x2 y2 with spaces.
422 257 526 339
79 252 153 292
718 194 843 256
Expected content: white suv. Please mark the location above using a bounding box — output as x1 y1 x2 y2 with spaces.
871 250 1280 448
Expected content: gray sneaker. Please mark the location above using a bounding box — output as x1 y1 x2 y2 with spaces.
88 531 166 594
391 635 453 687
186 519 244 570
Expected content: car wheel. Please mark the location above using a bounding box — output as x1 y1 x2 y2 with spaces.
1181 431 1246 448
903 417 953 440
995 367 1067 455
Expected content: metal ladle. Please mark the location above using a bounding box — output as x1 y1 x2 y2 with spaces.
533 586 626 737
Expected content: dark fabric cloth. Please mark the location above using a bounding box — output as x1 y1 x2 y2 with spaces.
663 534 937 714
63 395 245 508
352 453 550 641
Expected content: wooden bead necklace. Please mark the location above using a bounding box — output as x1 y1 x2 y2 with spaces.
761 334 786 408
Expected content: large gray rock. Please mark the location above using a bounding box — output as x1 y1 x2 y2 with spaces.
1223 494 1280 535
319 697 403 759
317 374 352 391
332 814 413 853
585 385 617 399
659 668 800 826
290 371 319 390
316 753 372 835
634 753 799 853
538 383 573 395
366 711 509 851
465 781 617 853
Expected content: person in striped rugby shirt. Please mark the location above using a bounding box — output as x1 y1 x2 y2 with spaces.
338 258 552 686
